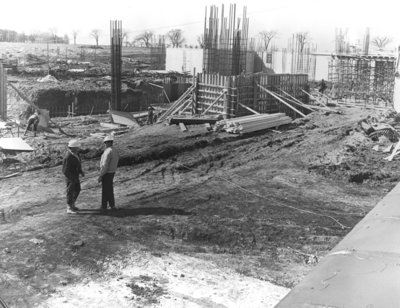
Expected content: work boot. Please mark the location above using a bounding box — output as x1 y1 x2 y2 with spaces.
67 208 78 214
110 207 118 211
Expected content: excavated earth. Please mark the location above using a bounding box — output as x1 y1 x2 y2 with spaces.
0 105 399 307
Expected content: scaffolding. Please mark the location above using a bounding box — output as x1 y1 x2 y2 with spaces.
203 4 249 76
328 54 396 106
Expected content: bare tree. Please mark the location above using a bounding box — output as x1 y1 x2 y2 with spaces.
197 34 204 48
134 30 154 47
167 29 185 48
49 27 58 43
259 30 277 52
72 30 79 45
90 29 101 46
372 36 392 49
296 32 309 52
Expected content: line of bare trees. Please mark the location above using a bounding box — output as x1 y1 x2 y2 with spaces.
0 26 394 52
132 29 186 48
0 28 69 44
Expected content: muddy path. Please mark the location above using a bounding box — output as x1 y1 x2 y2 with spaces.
0 107 397 307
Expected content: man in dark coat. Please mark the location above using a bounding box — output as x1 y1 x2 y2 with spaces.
318 79 327 94
62 139 85 214
146 106 154 125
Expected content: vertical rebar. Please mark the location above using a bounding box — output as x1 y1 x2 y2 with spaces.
110 20 122 111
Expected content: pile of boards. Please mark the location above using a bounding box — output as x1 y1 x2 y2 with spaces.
216 113 292 134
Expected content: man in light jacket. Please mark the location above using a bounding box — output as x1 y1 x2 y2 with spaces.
98 135 119 210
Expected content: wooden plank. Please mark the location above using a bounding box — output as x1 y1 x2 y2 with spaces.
238 102 260 115
277 89 315 112
179 122 188 132
301 89 328 108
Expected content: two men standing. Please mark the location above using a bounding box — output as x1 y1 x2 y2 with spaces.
62 135 119 214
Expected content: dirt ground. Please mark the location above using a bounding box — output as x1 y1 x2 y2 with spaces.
1 102 399 307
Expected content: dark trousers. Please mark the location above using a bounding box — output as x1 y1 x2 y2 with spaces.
101 173 115 208
66 179 81 207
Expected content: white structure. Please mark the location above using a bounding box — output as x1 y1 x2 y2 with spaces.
166 48 203 73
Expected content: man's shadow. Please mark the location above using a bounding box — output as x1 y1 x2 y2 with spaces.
76 207 191 217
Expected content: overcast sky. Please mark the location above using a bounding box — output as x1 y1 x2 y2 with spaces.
1 0 399 51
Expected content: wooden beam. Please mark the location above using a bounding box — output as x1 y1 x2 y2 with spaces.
238 103 260 115
258 84 306 117
275 93 316 112
278 88 315 111
274 92 316 112
301 89 328 108
148 82 171 104
162 88 171 104
157 85 195 122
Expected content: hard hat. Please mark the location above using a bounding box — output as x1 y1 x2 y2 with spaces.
103 135 114 143
68 139 79 148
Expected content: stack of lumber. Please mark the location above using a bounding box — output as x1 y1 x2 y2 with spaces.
217 113 292 134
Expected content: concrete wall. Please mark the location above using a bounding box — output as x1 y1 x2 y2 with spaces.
277 180 400 307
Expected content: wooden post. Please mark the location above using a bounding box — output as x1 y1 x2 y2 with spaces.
223 78 231 119
192 68 197 115
0 64 6 121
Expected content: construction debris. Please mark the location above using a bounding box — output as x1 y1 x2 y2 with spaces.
110 110 140 127
360 120 399 142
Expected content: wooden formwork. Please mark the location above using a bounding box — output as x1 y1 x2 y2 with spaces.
196 73 237 117
196 73 308 119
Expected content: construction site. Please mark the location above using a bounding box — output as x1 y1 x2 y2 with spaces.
1 3 400 308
